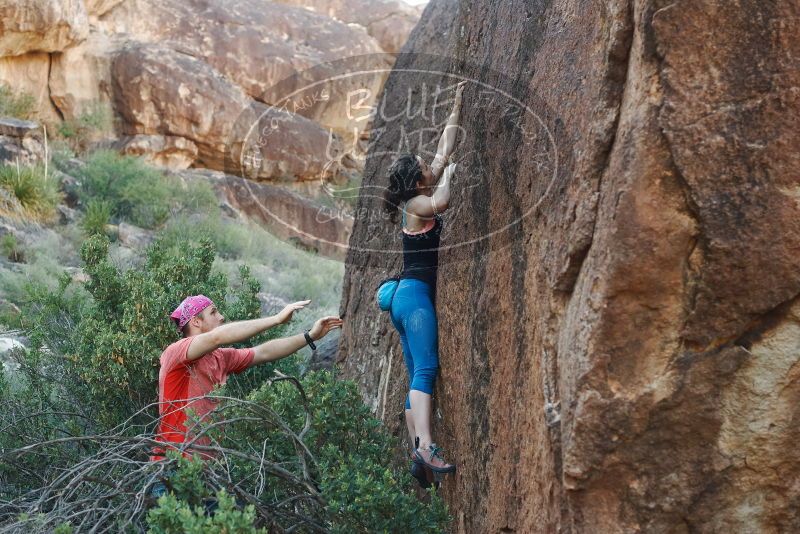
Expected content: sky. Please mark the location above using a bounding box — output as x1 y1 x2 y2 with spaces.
402 0 428 5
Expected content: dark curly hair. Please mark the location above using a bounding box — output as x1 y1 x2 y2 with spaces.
383 153 423 224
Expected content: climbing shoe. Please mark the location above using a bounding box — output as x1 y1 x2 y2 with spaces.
414 443 456 474
410 459 433 488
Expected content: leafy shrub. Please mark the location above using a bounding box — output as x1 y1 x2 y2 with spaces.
159 214 254 260
0 164 61 222
72 235 263 422
1 233 23 262
0 236 263 503
147 489 265 534
0 299 21 329
0 232 84 311
73 150 218 229
141 371 451 533
0 236 449 533
0 84 36 120
225 372 450 533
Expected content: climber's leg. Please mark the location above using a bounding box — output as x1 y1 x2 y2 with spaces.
402 286 454 473
410 389 454 473
390 287 416 445
405 408 416 446
409 389 434 447
391 279 453 474
405 300 439 450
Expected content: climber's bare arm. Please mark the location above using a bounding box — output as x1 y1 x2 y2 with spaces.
430 81 467 179
407 163 455 218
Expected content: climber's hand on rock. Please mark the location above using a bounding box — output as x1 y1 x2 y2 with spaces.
443 162 457 180
308 316 343 341
454 81 467 106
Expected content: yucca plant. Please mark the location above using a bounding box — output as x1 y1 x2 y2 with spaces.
0 163 61 222
80 198 112 237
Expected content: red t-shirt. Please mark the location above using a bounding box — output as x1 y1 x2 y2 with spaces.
151 336 254 461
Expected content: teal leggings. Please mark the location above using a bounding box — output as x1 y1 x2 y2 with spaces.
389 278 439 410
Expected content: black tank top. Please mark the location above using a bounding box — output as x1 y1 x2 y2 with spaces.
400 205 443 290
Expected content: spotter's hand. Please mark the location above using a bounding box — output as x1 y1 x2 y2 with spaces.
308 316 343 341
275 300 311 325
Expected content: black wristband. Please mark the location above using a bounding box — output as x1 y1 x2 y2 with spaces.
303 330 317 350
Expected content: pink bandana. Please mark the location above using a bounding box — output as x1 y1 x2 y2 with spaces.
170 295 213 330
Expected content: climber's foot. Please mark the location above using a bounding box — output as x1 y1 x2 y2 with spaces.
414 444 456 474
410 459 433 488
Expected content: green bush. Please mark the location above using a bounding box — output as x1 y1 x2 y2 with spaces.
0 236 450 532
0 164 61 222
147 489 266 534
0 298 21 329
1 233 23 262
142 371 450 533
0 85 36 120
80 198 112 236
73 150 218 229
0 236 264 510
223 372 450 533
70 235 262 422
56 102 113 154
159 214 253 260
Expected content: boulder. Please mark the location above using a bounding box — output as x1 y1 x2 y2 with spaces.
307 327 339 371
0 337 24 354
99 0 391 138
0 0 88 56
113 134 197 170
0 117 38 137
117 222 153 249
0 336 24 372
0 119 45 167
56 203 77 224
257 292 290 315
179 168 353 261
272 0 422 53
337 0 800 532
111 42 350 182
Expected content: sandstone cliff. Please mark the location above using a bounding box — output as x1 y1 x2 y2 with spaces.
0 0 420 178
337 0 800 532
0 0 420 260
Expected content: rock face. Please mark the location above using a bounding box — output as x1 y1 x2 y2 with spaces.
110 41 354 182
0 117 44 166
271 0 423 54
98 0 391 139
0 0 88 56
178 168 353 261
1 0 420 179
49 30 119 120
337 0 800 532
0 52 61 122
83 0 123 18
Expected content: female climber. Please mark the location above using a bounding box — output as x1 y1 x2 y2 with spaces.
382 80 466 484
